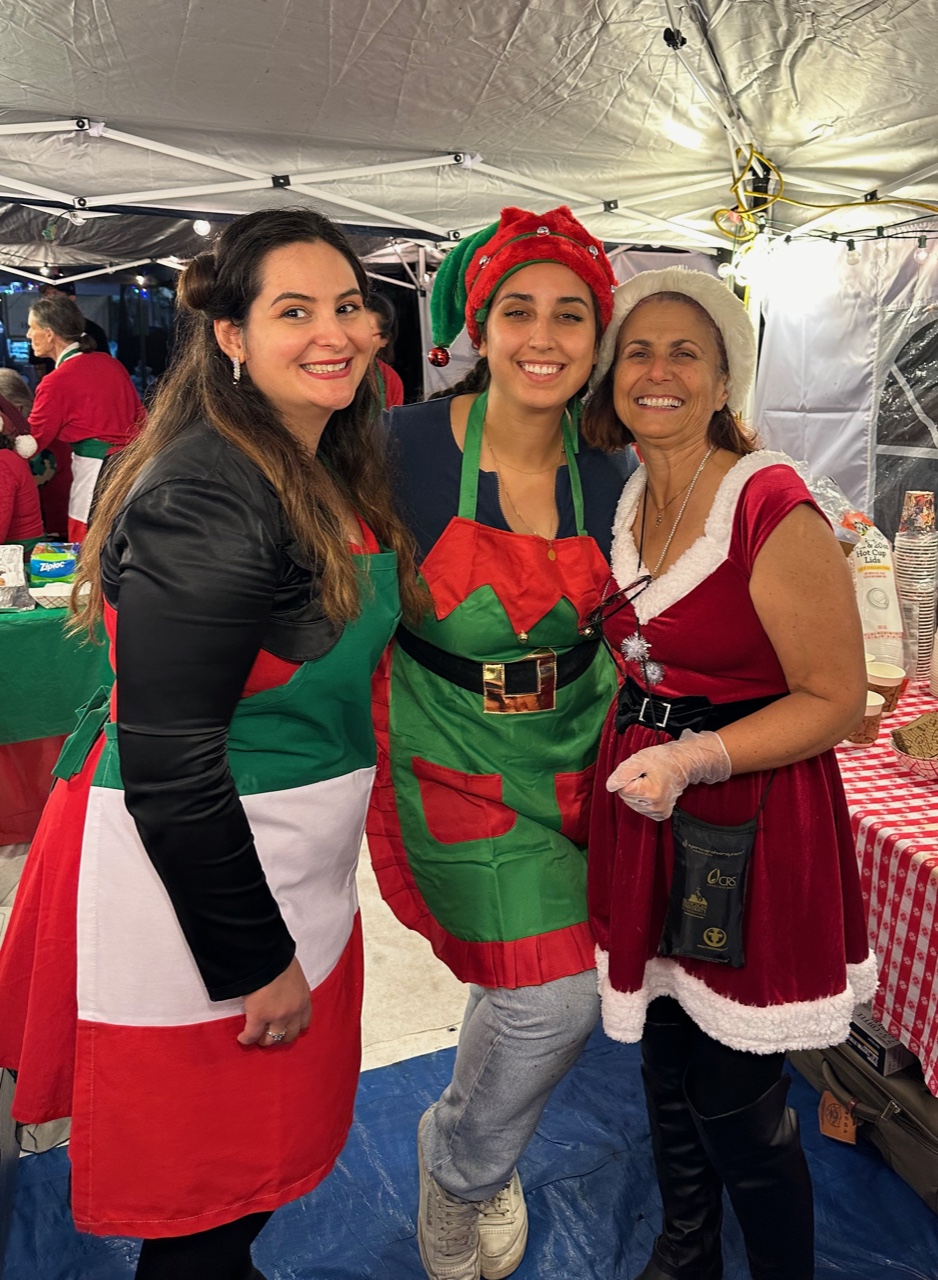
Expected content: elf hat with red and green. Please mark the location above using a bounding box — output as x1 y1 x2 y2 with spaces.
428 206 616 365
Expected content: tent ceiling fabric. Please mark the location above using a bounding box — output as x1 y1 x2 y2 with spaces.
1 0 937 262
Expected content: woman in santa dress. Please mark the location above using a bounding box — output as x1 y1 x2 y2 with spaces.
583 268 877 1280
0 208 423 1280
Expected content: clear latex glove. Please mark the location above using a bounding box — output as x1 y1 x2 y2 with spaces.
605 729 732 821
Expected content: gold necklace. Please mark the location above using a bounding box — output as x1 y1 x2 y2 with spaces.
486 429 562 560
647 478 692 526
641 446 715 577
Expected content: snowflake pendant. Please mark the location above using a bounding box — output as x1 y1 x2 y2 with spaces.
621 633 651 663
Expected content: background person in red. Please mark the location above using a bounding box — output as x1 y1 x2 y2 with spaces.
0 419 42 545
26 293 145 542
368 292 405 407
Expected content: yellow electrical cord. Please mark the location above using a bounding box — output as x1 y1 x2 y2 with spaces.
714 147 938 240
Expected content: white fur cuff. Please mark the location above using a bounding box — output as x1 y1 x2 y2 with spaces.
596 946 881 1056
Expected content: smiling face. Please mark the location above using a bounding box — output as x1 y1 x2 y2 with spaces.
215 239 374 439
26 312 55 360
612 297 729 449
478 261 598 410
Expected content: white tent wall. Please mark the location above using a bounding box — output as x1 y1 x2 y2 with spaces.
755 235 938 529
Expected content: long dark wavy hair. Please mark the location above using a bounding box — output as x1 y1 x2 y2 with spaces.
73 207 424 630
582 292 757 455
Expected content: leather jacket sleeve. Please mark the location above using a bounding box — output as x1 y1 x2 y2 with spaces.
105 476 297 1001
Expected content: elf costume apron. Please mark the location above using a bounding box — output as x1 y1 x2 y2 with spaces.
368 394 617 988
0 540 399 1238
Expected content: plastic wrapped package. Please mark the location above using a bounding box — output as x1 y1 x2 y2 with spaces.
0 546 33 613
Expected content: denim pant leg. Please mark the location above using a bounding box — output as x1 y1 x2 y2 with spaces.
421 968 600 1201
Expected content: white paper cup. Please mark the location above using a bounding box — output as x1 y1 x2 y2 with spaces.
867 661 905 714
845 691 886 746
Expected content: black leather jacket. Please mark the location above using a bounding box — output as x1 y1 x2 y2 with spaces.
101 422 342 1001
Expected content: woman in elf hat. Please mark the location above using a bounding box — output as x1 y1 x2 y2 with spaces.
367 206 634 1280
583 269 875 1279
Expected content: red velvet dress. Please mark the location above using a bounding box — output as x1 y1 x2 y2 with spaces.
588 451 877 1054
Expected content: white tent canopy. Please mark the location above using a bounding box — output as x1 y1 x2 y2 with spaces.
1 0 938 273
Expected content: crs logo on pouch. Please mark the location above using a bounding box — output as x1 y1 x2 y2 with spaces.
706 869 737 888
702 927 727 949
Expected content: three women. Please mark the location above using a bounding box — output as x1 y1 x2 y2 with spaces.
1 208 874 1280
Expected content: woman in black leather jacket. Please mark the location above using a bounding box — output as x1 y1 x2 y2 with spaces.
0 208 422 1280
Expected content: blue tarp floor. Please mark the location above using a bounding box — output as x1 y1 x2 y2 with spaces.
4 1027 938 1280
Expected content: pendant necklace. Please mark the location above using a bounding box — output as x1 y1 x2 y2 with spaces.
650 478 692 526
639 446 715 578
486 427 564 560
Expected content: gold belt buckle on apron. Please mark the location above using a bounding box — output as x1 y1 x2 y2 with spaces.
482 648 557 714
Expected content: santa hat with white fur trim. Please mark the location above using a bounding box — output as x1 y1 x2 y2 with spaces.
591 266 757 413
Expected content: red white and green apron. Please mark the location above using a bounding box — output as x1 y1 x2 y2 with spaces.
0 540 400 1238
52 346 110 537
368 394 617 989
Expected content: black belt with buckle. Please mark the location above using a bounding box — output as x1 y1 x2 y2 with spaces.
396 626 601 714
615 677 783 739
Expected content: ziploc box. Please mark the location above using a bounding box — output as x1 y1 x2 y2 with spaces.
29 542 79 588
847 1003 917 1077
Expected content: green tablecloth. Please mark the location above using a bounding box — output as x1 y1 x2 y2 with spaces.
0 608 112 747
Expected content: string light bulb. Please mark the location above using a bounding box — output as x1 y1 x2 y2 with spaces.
914 235 929 264
846 239 860 266
192 219 212 237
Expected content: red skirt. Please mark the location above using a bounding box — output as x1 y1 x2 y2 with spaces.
0 740 363 1238
587 712 878 1054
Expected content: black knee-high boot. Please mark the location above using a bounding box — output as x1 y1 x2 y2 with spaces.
691 1076 814 1280
636 1017 724 1280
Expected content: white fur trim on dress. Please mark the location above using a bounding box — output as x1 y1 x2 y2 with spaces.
610 449 796 623
591 267 757 413
595 946 880 1055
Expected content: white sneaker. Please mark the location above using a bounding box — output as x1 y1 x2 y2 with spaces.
417 1111 481 1280
477 1170 528 1279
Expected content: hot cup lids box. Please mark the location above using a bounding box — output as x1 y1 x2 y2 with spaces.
846 1003 917 1076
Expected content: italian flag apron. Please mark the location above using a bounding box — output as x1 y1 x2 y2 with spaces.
53 346 109 529
368 394 617 988
0 543 400 1237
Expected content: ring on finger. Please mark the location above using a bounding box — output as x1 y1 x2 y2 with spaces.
265 1027 287 1043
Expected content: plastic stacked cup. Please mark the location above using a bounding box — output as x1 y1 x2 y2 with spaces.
893 490 938 680
844 690 887 746
867 660 906 716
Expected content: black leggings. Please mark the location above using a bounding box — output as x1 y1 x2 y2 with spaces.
646 996 785 1117
134 1210 271 1280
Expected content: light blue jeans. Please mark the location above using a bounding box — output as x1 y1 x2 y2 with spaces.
420 969 600 1201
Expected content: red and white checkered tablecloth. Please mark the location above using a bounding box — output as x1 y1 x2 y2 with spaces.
835 689 938 1096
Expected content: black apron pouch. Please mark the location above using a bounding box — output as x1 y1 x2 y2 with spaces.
658 805 760 968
